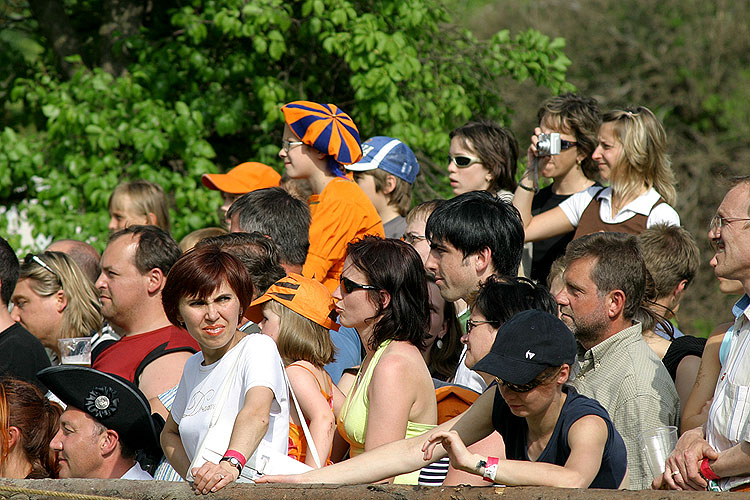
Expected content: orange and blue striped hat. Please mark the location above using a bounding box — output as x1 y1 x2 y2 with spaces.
281 101 363 165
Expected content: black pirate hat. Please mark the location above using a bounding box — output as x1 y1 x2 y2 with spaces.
37 366 162 452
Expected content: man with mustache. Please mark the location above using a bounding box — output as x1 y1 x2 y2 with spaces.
555 231 679 489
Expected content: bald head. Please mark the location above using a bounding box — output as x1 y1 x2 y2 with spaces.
47 239 101 284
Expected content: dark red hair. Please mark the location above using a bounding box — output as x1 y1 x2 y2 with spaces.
0 378 62 478
161 244 254 327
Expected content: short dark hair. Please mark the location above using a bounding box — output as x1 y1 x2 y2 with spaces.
474 276 558 327
109 225 181 276
450 121 519 194
564 232 646 320
346 237 429 351
162 245 254 328
0 237 19 306
197 232 286 298
425 191 524 277
226 187 311 267
537 93 601 180
638 224 700 299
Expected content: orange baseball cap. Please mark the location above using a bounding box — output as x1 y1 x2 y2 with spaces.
201 162 281 194
247 273 339 331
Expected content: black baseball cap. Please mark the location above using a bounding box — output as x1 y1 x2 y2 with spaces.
473 309 576 385
37 366 162 452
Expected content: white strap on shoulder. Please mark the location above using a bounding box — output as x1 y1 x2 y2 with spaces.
283 363 323 469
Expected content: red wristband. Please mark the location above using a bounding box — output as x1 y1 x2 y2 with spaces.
700 458 720 481
223 449 247 468
483 456 499 482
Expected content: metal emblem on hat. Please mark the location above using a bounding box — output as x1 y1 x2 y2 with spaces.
85 386 119 419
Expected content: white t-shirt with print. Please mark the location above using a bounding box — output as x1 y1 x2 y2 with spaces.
172 334 289 465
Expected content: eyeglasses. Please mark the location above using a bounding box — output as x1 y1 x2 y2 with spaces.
466 319 496 334
559 139 578 151
710 214 750 234
403 232 426 245
448 155 482 168
24 253 63 288
282 139 304 153
339 276 378 294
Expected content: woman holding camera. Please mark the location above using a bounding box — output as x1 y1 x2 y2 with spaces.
513 105 679 248
519 94 602 282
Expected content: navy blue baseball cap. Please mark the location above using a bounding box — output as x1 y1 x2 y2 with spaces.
473 309 576 385
346 136 420 184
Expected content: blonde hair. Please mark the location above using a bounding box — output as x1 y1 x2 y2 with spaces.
179 227 227 252
109 180 171 232
19 252 102 345
604 106 676 206
266 300 335 367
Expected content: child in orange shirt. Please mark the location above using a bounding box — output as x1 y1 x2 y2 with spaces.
279 101 384 292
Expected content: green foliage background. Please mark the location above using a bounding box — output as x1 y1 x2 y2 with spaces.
0 0 570 249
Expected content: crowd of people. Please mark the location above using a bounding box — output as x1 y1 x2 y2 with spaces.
0 94 749 493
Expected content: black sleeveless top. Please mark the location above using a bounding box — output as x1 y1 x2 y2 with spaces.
492 385 627 489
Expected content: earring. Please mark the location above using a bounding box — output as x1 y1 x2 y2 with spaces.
436 339 444 350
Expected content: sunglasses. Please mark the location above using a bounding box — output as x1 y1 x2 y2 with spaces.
559 139 578 151
282 139 304 153
448 155 482 168
339 276 378 294
494 367 560 393
24 253 63 288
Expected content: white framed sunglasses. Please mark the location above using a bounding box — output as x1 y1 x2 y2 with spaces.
449 154 482 168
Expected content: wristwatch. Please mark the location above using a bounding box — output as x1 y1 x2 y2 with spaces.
220 456 243 476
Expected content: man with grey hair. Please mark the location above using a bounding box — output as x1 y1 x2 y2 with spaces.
655 176 750 492
227 187 310 274
556 231 679 489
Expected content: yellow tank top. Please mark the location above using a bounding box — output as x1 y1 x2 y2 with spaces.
337 339 435 484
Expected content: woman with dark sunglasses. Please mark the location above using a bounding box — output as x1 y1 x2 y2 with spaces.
447 121 518 199
519 94 602 283
514 105 680 252
330 236 437 484
258 310 627 489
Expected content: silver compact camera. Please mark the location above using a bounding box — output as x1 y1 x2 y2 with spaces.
536 132 561 156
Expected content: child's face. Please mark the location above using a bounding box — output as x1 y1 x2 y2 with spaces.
278 124 316 179
108 193 148 232
354 172 387 215
259 303 282 342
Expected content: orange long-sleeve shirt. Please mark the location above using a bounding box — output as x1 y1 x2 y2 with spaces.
302 177 384 292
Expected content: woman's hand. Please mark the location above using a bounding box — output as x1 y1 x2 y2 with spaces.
526 126 543 169
191 460 239 494
422 430 480 474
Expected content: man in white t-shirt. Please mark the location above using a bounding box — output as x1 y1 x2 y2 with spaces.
38 365 163 480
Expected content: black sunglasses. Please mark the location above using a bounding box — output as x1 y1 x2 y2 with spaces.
494 367 560 393
559 139 578 151
339 276 378 294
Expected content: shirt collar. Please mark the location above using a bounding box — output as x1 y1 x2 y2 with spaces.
579 322 643 364
733 294 750 321
596 187 661 216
